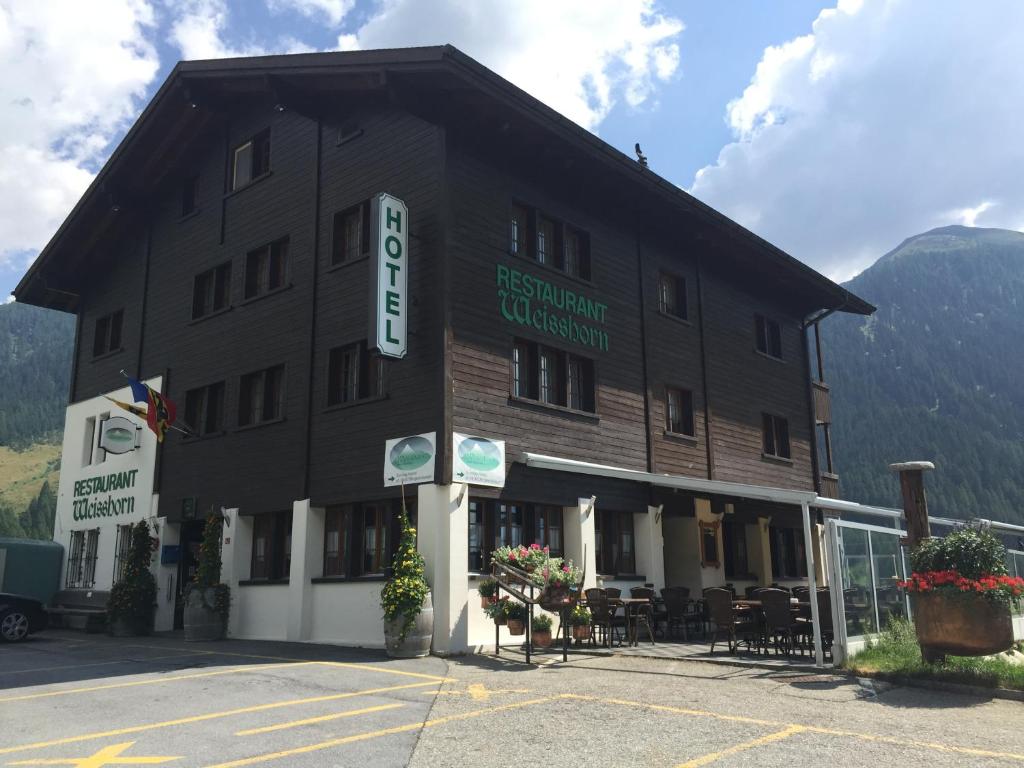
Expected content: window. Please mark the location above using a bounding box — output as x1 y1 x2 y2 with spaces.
658 273 687 319
231 129 270 190
510 338 595 412
699 520 720 567
331 202 370 265
112 524 134 584
184 382 225 436
770 526 808 579
181 175 199 217
66 529 99 588
509 203 591 279
467 500 564 572
595 510 635 576
665 387 695 436
762 413 791 459
755 314 783 359
244 238 287 299
327 341 384 406
238 365 284 427
92 310 124 357
723 520 749 580
192 262 232 319
250 510 292 581
321 499 413 578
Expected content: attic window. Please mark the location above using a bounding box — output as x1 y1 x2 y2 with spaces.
231 129 270 191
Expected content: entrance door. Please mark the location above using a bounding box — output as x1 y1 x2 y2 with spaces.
173 520 205 629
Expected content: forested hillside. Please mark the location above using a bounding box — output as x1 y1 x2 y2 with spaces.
825 226 1024 524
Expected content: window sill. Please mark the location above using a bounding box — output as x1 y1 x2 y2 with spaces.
663 429 698 444
225 171 273 200
761 452 794 466
656 310 692 327
509 253 594 288
754 350 785 364
324 393 388 413
311 574 387 584
177 209 201 224
189 306 232 325
238 578 289 587
240 283 293 307
181 430 226 443
508 395 599 423
91 347 126 363
236 416 286 433
326 253 370 273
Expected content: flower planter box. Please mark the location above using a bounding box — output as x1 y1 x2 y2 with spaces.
507 618 525 636
912 592 1014 661
572 625 591 641
532 629 552 648
183 587 227 642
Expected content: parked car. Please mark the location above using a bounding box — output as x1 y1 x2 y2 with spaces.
0 593 47 642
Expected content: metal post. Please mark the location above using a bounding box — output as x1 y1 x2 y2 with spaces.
801 501 823 667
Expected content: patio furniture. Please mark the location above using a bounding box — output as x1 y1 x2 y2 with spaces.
705 587 757 654
759 588 795 656
585 588 621 647
792 586 811 603
796 588 834 659
627 587 656 646
660 587 690 640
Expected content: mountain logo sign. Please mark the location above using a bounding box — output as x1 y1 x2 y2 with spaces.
383 432 436 487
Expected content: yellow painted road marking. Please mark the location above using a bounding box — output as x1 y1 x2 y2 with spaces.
0 681 442 756
314 661 449 682
427 683 531 701
7 740 180 767
558 694 780 727
235 703 405 736
675 725 806 768
0 663 317 704
203 697 557 768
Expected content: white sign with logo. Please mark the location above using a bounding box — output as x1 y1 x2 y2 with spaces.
99 416 140 455
369 192 409 359
452 433 506 488
383 432 436 487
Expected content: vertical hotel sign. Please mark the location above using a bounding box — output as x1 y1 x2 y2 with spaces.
369 193 408 358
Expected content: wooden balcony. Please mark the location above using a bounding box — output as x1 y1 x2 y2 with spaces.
819 472 840 499
812 380 832 425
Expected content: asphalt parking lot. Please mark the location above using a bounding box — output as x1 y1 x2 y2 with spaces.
2 631 1023 767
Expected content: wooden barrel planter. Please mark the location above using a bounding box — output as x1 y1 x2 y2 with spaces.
913 592 1014 662
384 591 434 658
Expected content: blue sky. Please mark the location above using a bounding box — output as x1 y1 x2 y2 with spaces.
3 0 1023 301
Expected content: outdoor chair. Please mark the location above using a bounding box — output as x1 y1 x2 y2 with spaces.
604 587 622 598
585 588 621 647
796 588 834 659
628 586 656 645
758 588 795 656
660 587 690 640
744 585 759 599
705 588 757 655
792 586 811 602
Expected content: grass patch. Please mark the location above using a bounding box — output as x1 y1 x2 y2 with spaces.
846 618 1024 691
0 441 61 512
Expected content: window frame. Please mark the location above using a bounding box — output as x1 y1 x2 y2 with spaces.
192 261 232 320
510 338 596 413
326 341 385 407
658 272 687 320
320 499 413 579
467 500 565 573
509 201 591 280
330 201 371 265
665 386 695 437
183 381 226 437
769 525 808 579
92 310 124 357
249 510 292 581
594 510 636 577
238 365 285 428
230 128 271 191
762 412 792 460
722 519 750 580
755 314 784 359
243 238 288 300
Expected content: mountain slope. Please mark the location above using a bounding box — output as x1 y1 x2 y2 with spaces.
824 226 1024 524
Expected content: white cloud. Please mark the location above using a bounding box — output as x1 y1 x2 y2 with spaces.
267 0 354 26
167 0 268 59
337 0 683 130
689 0 1024 280
0 0 158 274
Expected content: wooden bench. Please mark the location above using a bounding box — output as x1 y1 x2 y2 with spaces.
47 589 110 632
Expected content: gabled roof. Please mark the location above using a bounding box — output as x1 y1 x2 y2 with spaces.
15 44 874 317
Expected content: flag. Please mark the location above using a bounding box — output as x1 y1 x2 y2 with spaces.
106 397 148 420
125 377 177 443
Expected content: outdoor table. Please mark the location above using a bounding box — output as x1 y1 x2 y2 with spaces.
610 597 653 647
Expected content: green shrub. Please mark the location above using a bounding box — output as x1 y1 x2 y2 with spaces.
107 521 156 630
380 504 429 643
532 613 553 631
910 523 1008 579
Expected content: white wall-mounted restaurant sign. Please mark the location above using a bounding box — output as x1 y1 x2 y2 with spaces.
369 192 408 359
452 433 506 488
383 432 436 487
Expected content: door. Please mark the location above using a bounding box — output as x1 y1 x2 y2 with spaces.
173 520 205 630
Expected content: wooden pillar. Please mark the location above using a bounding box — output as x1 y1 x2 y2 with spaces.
888 461 935 548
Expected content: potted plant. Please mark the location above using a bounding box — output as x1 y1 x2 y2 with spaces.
900 523 1024 662
381 504 433 657
478 578 498 609
532 613 553 648
184 513 230 642
107 520 156 636
505 600 527 635
570 605 591 641
484 596 508 625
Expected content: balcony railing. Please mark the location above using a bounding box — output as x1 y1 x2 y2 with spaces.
812 380 832 425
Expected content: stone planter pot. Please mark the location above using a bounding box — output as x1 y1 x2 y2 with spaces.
507 618 525 636
912 592 1014 662
384 591 433 658
184 588 227 642
572 625 591 641
532 629 552 648
108 613 153 637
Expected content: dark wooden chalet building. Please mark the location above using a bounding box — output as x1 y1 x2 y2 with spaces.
15 46 873 651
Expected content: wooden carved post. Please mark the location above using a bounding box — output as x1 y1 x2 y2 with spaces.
889 461 935 549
